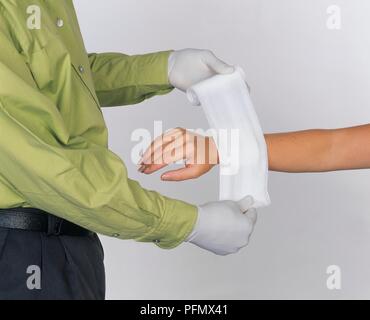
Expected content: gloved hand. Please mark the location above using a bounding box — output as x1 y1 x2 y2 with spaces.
186 196 258 256
168 49 235 92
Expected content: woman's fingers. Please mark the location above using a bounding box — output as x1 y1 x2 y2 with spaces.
139 133 169 165
150 136 192 167
142 145 187 174
139 163 168 174
140 128 184 165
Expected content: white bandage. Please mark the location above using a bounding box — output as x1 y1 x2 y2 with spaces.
187 67 270 208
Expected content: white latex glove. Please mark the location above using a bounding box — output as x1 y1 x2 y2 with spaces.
186 196 258 256
168 49 235 92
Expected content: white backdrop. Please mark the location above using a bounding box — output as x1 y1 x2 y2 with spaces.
74 0 370 299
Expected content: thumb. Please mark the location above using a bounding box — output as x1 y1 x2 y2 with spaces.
204 51 235 75
161 166 201 181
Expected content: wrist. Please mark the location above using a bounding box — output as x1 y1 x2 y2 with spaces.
167 50 176 85
264 134 272 170
185 206 201 242
207 137 220 165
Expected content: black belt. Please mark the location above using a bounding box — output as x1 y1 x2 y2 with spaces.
0 207 93 237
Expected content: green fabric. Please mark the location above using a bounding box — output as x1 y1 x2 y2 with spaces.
0 0 197 249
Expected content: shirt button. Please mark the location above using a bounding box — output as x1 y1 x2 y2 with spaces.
56 18 64 28
112 233 120 238
78 65 85 74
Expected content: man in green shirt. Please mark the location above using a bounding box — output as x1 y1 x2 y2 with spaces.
0 0 257 299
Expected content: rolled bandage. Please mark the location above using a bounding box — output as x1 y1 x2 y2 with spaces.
187 67 270 208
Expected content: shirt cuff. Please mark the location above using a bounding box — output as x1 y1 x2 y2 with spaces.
137 50 174 89
136 200 198 249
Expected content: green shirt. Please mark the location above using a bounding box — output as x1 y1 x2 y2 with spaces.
0 0 197 249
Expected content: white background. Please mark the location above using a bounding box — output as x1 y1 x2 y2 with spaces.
74 0 370 299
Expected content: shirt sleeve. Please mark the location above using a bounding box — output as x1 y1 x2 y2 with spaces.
88 51 174 107
0 23 197 249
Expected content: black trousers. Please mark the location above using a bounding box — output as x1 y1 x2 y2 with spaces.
0 227 105 300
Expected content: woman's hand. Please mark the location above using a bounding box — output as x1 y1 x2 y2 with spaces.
138 128 219 181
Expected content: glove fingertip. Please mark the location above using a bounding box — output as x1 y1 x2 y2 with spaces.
217 65 235 75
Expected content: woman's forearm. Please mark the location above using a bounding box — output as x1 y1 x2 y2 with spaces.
265 124 370 173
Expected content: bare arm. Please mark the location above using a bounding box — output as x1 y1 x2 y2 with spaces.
266 124 370 172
